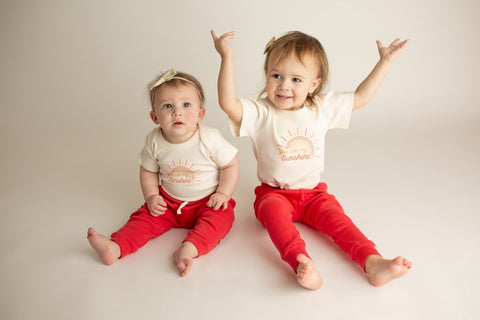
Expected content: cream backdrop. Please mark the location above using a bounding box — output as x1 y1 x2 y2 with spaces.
1 0 479 319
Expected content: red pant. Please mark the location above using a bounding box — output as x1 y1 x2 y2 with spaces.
254 183 380 272
111 187 235 258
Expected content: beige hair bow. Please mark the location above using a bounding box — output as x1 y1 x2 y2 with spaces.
149 68 177 91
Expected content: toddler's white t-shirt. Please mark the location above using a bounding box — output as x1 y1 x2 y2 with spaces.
231 91 353 189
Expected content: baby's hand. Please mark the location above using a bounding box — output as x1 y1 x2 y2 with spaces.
207 192 230 211
377 38 410 63
146 194 167 217
211 30 235 58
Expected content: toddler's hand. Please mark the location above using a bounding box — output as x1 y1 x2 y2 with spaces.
146 194 167 217
211 30 235 58
377 38 410 63
207 192 230 211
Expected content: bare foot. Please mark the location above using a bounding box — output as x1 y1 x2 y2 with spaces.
296 254 323 290
87 227 121 265
173 241 198 277
365 255 412 287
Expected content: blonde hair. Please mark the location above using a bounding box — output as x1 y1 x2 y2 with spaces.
261 31 329 108
149 71 205 109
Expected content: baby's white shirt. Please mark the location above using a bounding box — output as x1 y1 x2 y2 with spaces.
139 124 238 201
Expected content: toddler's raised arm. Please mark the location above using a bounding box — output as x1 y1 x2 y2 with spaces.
211 30 243 126
353 38 410 110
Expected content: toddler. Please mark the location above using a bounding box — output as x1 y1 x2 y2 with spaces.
211 30 412 289
88 69 239 277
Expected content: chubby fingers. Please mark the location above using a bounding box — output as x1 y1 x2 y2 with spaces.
210 29 218 40
211 30 235 41
147 196 167 216
207 193 230 210
377 38 410 50
150 204 166 216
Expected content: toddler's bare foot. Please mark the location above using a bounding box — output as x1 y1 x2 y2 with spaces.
296 254 323 290
173 241 198 277
87 227 120 265
365 255 412 286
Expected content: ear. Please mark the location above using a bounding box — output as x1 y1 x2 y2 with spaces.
309 78 322 94
198 107 206 120
150 111 160 125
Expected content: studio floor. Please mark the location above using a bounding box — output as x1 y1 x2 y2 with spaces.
1 121 478 320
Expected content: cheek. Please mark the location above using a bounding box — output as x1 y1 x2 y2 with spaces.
185 110 201 122
265 80 276 94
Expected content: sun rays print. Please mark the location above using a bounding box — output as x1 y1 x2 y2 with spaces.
277 128 320 161
167 159 199 183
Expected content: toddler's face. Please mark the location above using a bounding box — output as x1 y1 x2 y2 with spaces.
265 53 321 110
150 84 205 144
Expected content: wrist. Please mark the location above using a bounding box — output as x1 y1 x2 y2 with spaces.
215 191 231 198
220 52 234 61
378 56 394 66
145 193 158 201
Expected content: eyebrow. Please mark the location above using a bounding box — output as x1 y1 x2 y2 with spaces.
270 70 306 79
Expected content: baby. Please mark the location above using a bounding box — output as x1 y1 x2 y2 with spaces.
88 69 239 277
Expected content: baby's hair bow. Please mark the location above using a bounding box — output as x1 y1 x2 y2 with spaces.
149 68 177 91
263 37 276 54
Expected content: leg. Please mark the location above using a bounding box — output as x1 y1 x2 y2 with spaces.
254 189 322 289
255 193 307 270
305 185 412 285
87 227 121 265
110 204 175 258
305 187 380 270
176 199 235 276
365 255 412 286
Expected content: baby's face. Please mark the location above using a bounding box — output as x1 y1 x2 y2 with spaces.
265 53 321 110
150 83 205 144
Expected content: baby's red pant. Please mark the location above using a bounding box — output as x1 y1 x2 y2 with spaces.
111 187 235 258
254 183 380 272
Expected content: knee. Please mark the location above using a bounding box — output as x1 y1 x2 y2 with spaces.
255 195 291 222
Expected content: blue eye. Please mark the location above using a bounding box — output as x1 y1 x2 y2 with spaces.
183 102 191 108
163 103 173 109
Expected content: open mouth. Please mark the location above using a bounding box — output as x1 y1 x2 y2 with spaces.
173 121 184 126
276 94 291 100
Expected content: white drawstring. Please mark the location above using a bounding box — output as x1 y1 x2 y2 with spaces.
176 201 189 215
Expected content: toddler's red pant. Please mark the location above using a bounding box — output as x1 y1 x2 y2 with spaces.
254 183 380 272
111 187 235 258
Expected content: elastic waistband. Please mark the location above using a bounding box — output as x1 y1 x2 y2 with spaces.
158 186 211 206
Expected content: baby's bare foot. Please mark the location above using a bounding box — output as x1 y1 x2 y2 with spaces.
365 255 412 286
296 254 323 290
87 227 120 265
173 241 198 277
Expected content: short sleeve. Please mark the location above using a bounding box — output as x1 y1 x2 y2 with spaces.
318 91 354 129
138 129 160 172
200 126 238 167
230 98 268 138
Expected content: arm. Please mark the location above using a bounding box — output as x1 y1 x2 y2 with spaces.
211 30 243 125
207 156 240 210
353 38 410 111
140 166 166 216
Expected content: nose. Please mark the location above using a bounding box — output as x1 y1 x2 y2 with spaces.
172 106 182 116
278 79 289 91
